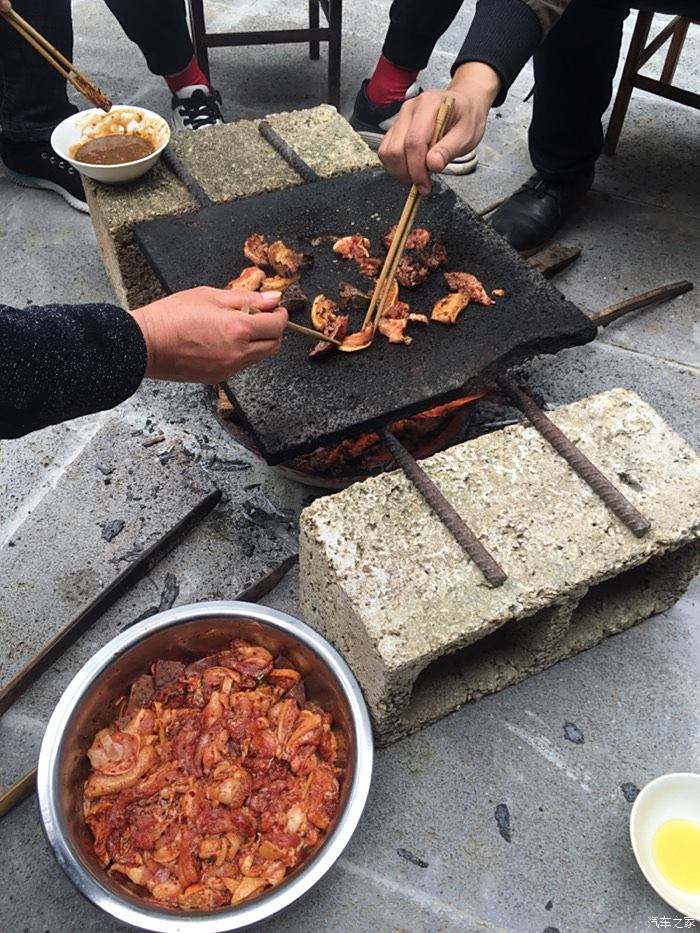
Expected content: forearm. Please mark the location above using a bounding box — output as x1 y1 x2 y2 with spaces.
0 302 147 438
452 0 571 106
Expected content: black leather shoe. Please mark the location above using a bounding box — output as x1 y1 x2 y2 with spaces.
489 172 593 254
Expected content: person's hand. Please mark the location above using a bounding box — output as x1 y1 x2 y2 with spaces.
129 286 288 383
378 62 502 196
0 1 12 12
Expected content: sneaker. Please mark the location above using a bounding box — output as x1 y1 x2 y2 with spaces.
0 138 88 212
349 79 478 175
170 85 224 131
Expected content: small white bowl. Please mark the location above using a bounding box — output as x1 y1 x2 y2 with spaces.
630 772 700 920
50 105 170 184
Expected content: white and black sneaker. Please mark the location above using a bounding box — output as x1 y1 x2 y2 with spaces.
0 138 89 212
349 79 478 176
170 85 224 131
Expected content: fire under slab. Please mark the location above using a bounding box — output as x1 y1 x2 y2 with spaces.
299 388 700 745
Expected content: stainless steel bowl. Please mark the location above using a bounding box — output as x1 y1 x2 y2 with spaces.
37 602 373 932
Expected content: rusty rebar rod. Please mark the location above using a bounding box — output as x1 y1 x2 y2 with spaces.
378 427 508 587
258 121 320 184
496 376 651 538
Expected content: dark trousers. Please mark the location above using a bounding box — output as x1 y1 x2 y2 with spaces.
0 0 193 142
381 0 630 179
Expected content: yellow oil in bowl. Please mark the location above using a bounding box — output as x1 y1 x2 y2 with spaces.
652 819 700 894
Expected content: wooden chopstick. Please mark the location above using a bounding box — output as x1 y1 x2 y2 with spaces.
362 96 455 335
241 305 341 347
0 9 111 111
0 768 36 820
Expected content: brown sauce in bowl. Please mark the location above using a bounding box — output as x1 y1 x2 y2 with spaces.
74 133 154 165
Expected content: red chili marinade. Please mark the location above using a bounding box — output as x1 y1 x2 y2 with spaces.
83 639 342 909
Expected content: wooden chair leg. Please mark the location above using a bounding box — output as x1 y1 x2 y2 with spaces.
309 0 320 60
187 0 211 81
327 0 342 109
604 11 653 155
660 16 690 84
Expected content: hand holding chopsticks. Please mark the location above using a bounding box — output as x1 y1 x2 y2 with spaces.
241 305 342 347
360 95 455 340
0 7 111 111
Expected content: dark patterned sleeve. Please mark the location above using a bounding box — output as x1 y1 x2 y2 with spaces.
0 302 147 438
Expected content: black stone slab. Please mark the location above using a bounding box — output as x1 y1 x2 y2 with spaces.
135 169 595 464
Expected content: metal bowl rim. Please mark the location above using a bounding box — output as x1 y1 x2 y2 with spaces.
37 600 373 932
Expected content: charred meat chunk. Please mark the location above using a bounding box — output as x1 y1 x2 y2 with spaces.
280 283 309 315
431 291 470 324
378 300 412 345
267 240 313 277
226 266 265 290
309 315 350 358
356 256 381 279
338 281 371 313
396 253 431 289
338 325 374 353
310 294 339 332
261 274 298 291
382 226 432 252
332 235 370 260
444 272 494 306
243 233 270 267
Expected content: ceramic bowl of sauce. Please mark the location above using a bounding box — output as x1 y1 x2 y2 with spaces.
630 772 700 921
51 105 170 184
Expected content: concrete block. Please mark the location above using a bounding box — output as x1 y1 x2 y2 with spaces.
84 106 377 309
299 389 700 743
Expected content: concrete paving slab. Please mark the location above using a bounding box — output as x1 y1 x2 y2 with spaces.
0 417 218 692
523 340 700 451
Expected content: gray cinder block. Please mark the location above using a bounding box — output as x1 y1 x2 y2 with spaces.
299 389 700 744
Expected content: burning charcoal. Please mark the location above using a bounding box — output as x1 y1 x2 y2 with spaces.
338 280 370 312
280 283 309 315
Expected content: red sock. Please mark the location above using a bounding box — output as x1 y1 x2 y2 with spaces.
165 56 210 94
366 55 419 106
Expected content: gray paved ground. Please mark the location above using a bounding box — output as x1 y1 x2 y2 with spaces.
1 2 699 932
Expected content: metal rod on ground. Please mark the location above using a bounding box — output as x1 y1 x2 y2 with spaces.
589 280 693 327
0 490 222 717
496 376 651 538
378 427 508 587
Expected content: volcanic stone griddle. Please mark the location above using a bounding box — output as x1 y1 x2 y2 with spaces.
135 168 595 463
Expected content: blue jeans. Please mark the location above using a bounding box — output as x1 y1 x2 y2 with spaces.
0 0 194 143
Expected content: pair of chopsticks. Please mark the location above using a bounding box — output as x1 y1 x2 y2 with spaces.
241 305 342 347
361 95 455 337
0 8 111 112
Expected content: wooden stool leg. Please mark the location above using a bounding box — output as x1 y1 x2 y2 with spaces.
309 0 320 60
660 16 690 84
187 0 211 81
327 0 342 109
604 11 653 155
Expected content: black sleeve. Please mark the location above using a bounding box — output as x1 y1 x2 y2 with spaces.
0 302 147 439
452 0 543 107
